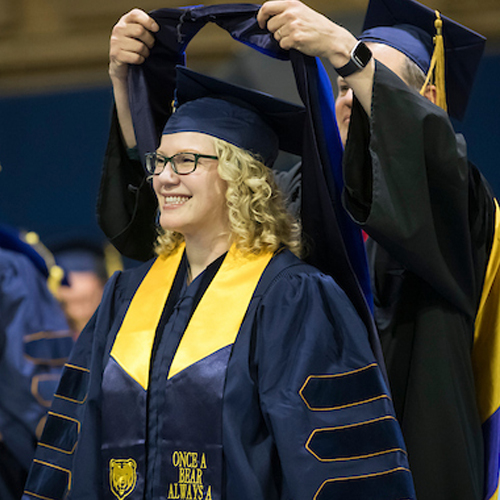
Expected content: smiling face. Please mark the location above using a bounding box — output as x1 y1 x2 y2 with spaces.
152 132 230 246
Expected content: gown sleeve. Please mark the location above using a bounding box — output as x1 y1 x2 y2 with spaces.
0 249 72 475
342 61 494 316
254 268 416 500
273 162 302 219
21 270 130 500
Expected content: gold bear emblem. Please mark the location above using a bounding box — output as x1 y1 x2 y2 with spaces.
109 458 137 500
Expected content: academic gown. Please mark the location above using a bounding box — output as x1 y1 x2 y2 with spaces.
22 248 416 500
342 61 495 500
0 247 73 500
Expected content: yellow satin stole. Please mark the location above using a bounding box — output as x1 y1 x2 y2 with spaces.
110 243 273 390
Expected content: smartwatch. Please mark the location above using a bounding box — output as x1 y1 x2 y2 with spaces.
335 41 372 78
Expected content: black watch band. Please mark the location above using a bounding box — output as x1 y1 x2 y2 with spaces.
335 41 372 78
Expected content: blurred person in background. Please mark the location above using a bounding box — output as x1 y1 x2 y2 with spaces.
49 237 123 339
0 224 73 500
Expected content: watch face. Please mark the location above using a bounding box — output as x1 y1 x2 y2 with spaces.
335 41 373 77
353 42 372 67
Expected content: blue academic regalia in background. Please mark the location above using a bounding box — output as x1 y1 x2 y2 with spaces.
0 224 73 500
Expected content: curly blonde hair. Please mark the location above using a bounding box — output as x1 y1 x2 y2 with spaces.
155 137 302 258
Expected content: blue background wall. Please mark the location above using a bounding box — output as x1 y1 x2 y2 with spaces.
0 87 114 243
0 53 499 246
453 54 500 195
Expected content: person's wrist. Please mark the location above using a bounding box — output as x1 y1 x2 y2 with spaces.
109 61 128 82
325 30 357 69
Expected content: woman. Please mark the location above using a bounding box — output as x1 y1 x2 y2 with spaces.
22 69 415 500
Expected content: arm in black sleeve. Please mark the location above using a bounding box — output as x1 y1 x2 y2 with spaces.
342 61 494 315
97 107 158 262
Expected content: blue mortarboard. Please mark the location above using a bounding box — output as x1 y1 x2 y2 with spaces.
360 0 486 120
161 66 305 167
49 237 108 281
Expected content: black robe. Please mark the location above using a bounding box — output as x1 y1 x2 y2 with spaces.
342 62 495 500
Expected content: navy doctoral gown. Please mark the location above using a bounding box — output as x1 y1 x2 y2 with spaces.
23 249 415 500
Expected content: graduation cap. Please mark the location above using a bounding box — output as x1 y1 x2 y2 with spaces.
50 238 107 279
161 66 306 167
48 236 123 282
360 0 486 120
0 224 51 279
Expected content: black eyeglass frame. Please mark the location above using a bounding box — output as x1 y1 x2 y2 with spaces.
144 151 218 176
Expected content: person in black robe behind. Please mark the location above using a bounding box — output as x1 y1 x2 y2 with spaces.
257 0 496 499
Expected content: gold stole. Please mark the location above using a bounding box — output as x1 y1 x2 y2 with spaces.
110 243 273 390
473 199 500 500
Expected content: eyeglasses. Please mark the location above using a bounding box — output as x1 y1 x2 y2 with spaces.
145 151 218 176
